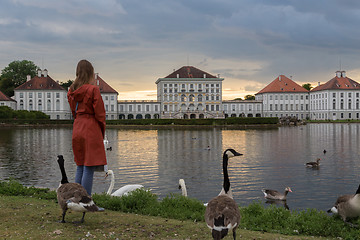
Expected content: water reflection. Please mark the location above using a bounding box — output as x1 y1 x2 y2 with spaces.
0 124 360 212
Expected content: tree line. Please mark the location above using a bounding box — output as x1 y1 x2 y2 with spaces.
0 60 72 97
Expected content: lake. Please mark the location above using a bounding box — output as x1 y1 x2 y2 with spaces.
0 123 359 212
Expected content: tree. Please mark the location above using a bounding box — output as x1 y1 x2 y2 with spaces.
60 79 73 90
302 83 313 91
0 60 39 97
244 94 255 100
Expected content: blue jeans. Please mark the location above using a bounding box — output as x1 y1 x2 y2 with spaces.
75 165 95 195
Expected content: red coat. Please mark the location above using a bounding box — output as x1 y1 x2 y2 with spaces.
67 84 107 167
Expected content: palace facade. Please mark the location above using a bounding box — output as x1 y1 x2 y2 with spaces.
7 66 360 121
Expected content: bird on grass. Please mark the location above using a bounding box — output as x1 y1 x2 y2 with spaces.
205 149 243 240
56 155 104 223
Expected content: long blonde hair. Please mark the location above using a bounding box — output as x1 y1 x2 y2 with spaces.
70 60 94 91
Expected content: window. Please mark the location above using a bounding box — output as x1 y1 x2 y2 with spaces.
198 95 202 102
189 94 195 101
146 105 150 111
47 93 51 98
164 84 167 87
56 100 60 111
216 105 219 111
270 104 272 110
155 105 158 111
340 99 344 109
20 100 24 110
20 93 23 98
181 94 186 102
341 93 344 98
47 100 51 110
348 100 352 109
333 99 336 109
111 105 114 111
138 105 141 111
105 105 108 111
111 96 114 101
38 100 42 111
38 93 42 98
29 93 33 98
129 105 132 111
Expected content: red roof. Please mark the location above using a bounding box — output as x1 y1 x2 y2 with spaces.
256 75 309 94
311 75 360 92
164 66 217 78
95 74 118 94
15 75 65 91
0 90 15 102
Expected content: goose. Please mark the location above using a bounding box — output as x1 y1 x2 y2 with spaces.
105 170 144 197
56 155 104 223
305 158 321 168
178 179 187 197
262 187 292 201
205 149 243 240
327 184 360 226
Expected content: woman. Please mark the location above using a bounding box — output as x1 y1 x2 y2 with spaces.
67 59 107 195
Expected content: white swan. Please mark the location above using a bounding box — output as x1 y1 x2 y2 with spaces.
178 178 208 206
178 179 188 197
105 170 144 197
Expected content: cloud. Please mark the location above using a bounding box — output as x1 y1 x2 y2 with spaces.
2 0 360 101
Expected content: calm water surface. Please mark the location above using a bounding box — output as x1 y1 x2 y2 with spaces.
0 123 360 212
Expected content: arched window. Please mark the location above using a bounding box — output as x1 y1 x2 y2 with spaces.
189 104 195 111
29 100 33 110
56 99 60 111
181 94 187 102
348 99 352 109
38 99 42 111
333 99 336 110
189 94 195 102
180 103 186 110
198 94 202 102
356 99 359 109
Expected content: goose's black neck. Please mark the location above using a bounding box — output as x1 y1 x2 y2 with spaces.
356 184 360 195
57 155 69 184
222 152 230 193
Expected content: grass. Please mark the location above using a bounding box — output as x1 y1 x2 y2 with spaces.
0 179 359 239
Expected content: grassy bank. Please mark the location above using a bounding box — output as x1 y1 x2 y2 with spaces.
0 117 279 126
0 179 359 239
1 195 334 240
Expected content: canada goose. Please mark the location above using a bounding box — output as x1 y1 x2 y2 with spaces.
178 179 187 197
56 155 104 223
262 187 292 201
205 149 243 240
105 170 144 196
327 184 360 226
305 158 321 168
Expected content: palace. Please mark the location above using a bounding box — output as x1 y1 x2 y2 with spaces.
3 66 360 121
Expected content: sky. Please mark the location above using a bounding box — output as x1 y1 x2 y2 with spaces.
2 0 360 100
